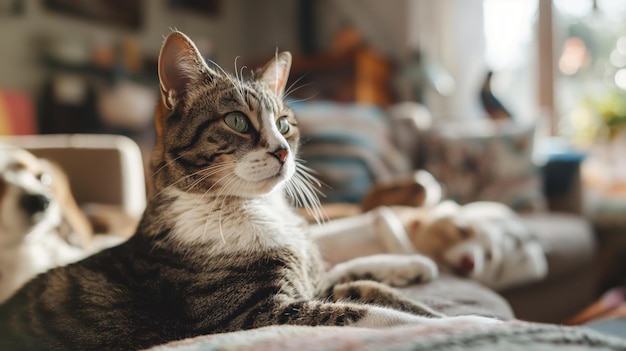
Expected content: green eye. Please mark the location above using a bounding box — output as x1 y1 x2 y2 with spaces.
276 117 290 134
224 112 250 133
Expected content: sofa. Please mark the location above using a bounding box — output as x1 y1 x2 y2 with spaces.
2 130 622 349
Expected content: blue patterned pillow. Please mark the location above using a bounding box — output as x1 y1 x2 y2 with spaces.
291 102 411 203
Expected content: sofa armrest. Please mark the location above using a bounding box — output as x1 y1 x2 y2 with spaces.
0 134 147 217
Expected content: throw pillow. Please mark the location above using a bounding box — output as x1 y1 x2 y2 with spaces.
422 120 547 213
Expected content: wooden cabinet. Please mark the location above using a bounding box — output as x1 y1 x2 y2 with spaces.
287 48 393 106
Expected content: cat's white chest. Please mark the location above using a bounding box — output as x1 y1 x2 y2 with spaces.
167 190 308 254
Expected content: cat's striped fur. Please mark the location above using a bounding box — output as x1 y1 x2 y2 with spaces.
0 31 496 351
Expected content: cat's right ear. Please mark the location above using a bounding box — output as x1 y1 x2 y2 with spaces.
158 31 215 110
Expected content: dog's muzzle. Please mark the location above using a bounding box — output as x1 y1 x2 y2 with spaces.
20 193 51 216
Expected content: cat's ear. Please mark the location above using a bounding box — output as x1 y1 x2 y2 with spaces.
158 31 215 110
257 51 292 97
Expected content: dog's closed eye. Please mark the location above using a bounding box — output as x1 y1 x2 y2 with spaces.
458 227 471 239
37 172 52 186
485 250 493 261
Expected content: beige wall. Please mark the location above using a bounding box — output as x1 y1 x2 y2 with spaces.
315 0 410 59
0 1 436 98
0 1 249 94
0 0 498 132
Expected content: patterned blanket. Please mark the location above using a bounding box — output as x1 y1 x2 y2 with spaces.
150 321 626 351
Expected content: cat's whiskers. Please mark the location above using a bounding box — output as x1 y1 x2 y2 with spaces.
151 151 194 178
207 57 246 103
284 94 320 105
183 162 234 194
273 49 280 95
152 168 208 200
198 171 240 243
284 161 327 224
290 175 325 224
284 82 316 101
239 65 248 84
216 176 244 243
283 74 308 99
282 75 319 105
151 162 232 200
232 56 248 100
234 57 249 86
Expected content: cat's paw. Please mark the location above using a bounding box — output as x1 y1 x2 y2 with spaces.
323 254 438 293
332 280 445 317
363 254 438 287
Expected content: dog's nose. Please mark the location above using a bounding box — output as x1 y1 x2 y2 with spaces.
20 193 50 215
459 255 475 273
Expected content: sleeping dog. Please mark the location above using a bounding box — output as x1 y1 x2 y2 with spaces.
0 147 116 302
313 200 547 291
393 201 548 290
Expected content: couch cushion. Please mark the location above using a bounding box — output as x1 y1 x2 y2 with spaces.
521 213 596 279
400 274 515 320
151 321 626 351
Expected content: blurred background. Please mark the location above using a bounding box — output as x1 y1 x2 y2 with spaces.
2 0 626 188
3 0 626 322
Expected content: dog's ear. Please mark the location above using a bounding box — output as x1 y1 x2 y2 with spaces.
45 161 93 247
395 207 425 246
405 218 423 240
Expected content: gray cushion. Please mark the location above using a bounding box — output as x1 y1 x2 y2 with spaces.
401 274 515 320
521 213 596 279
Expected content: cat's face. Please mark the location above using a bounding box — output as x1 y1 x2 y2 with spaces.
153 32 298 197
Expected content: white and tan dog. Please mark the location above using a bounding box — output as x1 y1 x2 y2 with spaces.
396 201 548 290
0 147 109 302
313 200 547 291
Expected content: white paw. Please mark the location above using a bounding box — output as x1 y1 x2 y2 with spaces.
371 254 438 287
327 254 438 288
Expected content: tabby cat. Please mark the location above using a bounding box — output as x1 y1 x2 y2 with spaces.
0 31 496 351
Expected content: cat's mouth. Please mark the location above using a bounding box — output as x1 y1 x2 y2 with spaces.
254 165 292 191
262 167 286 182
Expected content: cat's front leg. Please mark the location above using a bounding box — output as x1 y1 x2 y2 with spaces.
331 280 445 318
319 254 438 295
268 299 499 329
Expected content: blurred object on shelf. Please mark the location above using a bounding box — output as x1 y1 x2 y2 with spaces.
38 74 101 134
288 48 392 106
43 0 142 29
480 71 512 121
0 89 36 135
331 23 365 55
120 37 143 75
0 0 25 16
395 49 455 104
167 0 220 16
98 81 156 132
91 35 116 70
36 32 158 136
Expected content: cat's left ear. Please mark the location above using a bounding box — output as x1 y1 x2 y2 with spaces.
257 51 292 98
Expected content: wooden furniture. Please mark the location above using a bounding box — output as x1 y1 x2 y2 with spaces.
288 48 393 106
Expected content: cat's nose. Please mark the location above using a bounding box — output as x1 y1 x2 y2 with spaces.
270 148 289 163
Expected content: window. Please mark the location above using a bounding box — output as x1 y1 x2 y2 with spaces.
553 0 626 145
